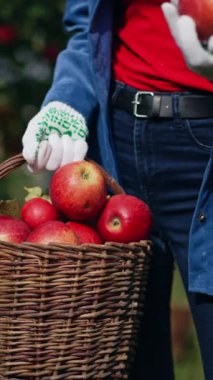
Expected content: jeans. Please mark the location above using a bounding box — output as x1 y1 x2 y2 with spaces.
110 82 213 380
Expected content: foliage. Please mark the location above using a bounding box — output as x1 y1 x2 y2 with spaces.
0 0 66 158
0 1 66 45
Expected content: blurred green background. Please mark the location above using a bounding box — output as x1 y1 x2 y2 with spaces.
0 2 205 379
0 0 66 200
0 0 66 161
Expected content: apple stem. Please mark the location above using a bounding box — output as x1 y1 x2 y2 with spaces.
81 171 89 180
112 217 121 227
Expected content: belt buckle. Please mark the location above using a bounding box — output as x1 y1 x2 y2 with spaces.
132 91 154 118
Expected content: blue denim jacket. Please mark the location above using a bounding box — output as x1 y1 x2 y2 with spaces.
43 0 213 296
43 1 117 179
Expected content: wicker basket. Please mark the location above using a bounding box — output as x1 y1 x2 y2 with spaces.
0 154 152 380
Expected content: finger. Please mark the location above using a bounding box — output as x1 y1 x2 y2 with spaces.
23 137 50 170
177 16 212 65
22 142 39 166
60 135 75 166
208 36 213 54
171 0 179 7
25 141 52 174
26 163 40 175
22 117 44 165
35 140 52 172
161 3 180 43
22 123 40 165
73 140 88 162
46 134 63 171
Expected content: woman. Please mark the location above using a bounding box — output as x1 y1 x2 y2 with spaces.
22 1 213 378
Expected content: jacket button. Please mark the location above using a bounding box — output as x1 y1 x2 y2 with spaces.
198 212 206 222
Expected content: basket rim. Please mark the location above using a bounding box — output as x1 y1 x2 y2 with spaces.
0 240 152 260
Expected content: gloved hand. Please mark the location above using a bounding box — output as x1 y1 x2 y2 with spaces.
22 101 88 173
161 1 213 81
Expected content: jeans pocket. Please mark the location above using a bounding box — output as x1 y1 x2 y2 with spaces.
185 118 213 151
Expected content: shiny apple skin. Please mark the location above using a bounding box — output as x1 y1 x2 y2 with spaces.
50 161 107 222
97 194 153 244
67 221 102 244
21 197 59 229
0 215 31 243
26 220 79 245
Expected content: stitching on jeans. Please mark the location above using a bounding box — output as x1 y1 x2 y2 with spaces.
185 119 213 152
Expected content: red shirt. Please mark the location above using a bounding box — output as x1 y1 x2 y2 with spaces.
113 0 213 92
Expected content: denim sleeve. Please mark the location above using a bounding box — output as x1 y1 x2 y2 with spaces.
42 0 98 125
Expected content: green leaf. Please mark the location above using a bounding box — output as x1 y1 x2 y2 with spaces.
24 186 51 203
41 194 51 203
24 186 43 201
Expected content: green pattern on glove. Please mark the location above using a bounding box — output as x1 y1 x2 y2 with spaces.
35 105 88 145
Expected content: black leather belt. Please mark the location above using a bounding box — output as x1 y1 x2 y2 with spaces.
112 88 213 118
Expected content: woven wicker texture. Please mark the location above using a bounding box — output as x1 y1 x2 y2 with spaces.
0 154 152 379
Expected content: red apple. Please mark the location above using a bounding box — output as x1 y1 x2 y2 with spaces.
21 197 59 229
179 0 213 40
49 160 107 221
66 221 102 244
26 221 79 245
0 215 31 243
97 194 153 244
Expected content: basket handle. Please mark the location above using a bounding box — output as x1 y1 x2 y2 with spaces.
0 153 125 195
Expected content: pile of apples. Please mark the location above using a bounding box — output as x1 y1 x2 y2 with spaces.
0 161 153 245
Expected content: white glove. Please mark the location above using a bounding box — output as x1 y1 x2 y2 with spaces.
161 1 213 81
22 101 89 173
